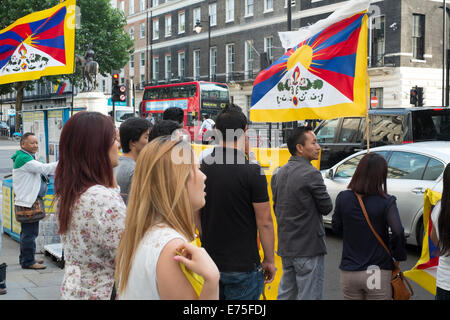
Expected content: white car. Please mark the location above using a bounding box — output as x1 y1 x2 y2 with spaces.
322 141 450 246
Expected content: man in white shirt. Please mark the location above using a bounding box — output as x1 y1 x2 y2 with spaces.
198 115 215 145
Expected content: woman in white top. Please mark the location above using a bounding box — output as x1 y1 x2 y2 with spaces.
431 163 450 300
54 112 126 300
115 136 219 299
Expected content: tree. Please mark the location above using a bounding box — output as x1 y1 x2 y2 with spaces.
0 0 134 131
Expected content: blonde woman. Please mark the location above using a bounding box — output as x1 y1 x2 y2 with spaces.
115 136 219 299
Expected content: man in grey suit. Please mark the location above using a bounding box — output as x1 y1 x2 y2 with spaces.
271 126 332 300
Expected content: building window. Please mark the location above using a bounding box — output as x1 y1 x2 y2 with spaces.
210 47 217 81
165 15 172 37
370 87 383 108
264 36 273 64
178 11 185 34
165 55 172 80
226 0 234 23
226 43 235 81
209 3 217 26
193 8 201 28
152 0 158 7
245 41 254 79
178 51 185 78
193 50 200 80
152 19 159 40
140 22 145 39
370 15 385 67
264 0 273 12
129 0 134 15
412 14 425 60
120 1 124 13
102 79 106 92
245 0 254 17
129 27 134 40
153 57 159 81
140 0 145 11
140 74 145 90
130 54 134 68
140 52 145 67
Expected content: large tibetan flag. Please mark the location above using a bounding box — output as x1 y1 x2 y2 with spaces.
0 0 76 85
250 0 370 122
404 189 441 295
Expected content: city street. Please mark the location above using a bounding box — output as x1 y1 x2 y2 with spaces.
0 138 434 300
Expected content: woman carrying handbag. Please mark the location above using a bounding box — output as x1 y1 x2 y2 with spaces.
332 152 408 300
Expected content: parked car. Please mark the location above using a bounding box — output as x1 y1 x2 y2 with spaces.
314 107 450 169
321 141 450 246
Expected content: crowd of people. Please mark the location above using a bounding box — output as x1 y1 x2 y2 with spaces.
2 104 450 300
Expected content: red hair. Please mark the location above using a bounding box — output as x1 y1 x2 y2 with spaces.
54 112 116 234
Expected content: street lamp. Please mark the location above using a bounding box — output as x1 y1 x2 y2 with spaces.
193 15 211 81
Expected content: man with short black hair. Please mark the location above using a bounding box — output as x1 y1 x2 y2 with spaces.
163 107 184 124
196 105 276 300
115 118 151 203
148 120 183 142
271 126 332 300
12 132 57 270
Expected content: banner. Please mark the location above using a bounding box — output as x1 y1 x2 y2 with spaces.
0 0 76 85
404 188 441 295
250 0 370 122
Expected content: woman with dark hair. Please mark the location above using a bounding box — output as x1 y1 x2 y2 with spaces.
332 152 407 300
431 163 450 300
54 112 126 300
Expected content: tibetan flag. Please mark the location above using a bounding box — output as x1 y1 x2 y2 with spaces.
0 0 76 85
404 189 441 295
54 81 66 95
250 0 370 122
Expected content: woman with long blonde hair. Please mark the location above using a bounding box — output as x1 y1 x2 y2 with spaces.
115 136 219 299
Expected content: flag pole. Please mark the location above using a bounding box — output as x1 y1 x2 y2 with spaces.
365 70 370 153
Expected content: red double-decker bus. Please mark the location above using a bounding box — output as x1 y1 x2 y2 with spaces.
140 81 230 142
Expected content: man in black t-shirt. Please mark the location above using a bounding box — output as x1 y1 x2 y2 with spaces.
196 105 276 300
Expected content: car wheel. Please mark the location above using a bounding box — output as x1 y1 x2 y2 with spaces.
416 220 425 251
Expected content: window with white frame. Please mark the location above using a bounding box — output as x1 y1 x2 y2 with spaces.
245 0 254 17
210 47 217 80
226 43 235 81
130 54 134 68
264 0 273 12
226 0 234 22
165 55 172 80
165 15 172 37
140 0 145 11
152 0 158 7
129 27 134 40
193 50 200 80
129 0 134 15
102 79 106 92
178 51 185 78
178 11 185 34
140 52 145 67
412 14 425 60
264 36 274 64
140 74 145 89
140 23 145 38
152 19 159 40
209 3 217 26
245 41 254 79
193 8 201 27
120 1 124 13
153 57 159 81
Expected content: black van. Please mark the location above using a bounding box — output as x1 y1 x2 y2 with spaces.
314 107 450 169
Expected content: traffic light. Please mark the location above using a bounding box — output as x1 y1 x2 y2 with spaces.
417 87 424 106
111 70 126 102
410 87 417 106
410 86 424 106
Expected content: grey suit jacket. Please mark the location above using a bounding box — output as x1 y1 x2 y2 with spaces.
271 155 332 257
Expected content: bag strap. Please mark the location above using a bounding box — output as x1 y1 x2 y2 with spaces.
354 193 391 257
